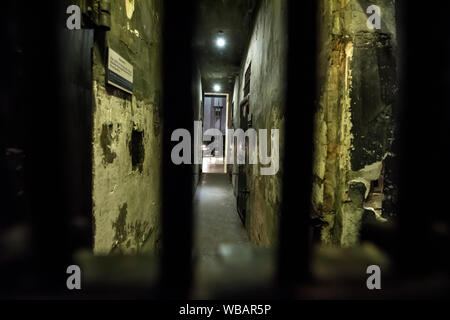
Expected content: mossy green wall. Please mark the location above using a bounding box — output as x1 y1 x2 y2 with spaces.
312 0 397 246
232 0 287 247
92 0 163 254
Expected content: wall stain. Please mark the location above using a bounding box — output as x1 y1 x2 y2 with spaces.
129 129 145 173
100 123 117 164
112 203 128 244
111 203 154 253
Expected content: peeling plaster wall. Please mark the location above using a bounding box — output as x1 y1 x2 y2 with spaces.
92 0 163 254
312 0 397 246
233 0 287 247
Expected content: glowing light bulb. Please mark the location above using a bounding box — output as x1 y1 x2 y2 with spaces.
216 37 226 48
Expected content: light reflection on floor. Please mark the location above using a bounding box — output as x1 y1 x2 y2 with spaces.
202 156 225 174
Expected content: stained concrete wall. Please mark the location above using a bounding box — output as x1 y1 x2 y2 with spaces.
92 0 163 254
312 0 397 246
232 0 287 247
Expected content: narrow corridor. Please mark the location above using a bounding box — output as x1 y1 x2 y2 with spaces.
194 173 249 268
3 0 450 302
193 173 274 298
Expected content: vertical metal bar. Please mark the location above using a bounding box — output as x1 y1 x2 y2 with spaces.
0 0 25 297
395 0 450 276
24 0 72 295
160 1 195 298
278 0 317 295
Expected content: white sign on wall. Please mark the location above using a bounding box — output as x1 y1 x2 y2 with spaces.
107 48 134 94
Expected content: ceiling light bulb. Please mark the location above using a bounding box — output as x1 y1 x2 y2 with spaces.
216 37 226 48
213 84 221 92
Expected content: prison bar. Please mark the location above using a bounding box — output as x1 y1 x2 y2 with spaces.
277 0 317 295
160 1 195 299
395 0 450 277
1 0 450 300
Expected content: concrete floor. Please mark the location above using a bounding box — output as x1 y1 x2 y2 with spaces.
191 173 277 298
193 173 264 298
193 173 248 266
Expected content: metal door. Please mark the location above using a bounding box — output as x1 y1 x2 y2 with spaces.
237 100 250 225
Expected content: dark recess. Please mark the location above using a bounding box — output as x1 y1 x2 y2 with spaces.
129 129 145 173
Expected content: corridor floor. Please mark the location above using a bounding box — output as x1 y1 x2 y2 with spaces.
193 173 249 266
192 173 274 299
193 173 253 298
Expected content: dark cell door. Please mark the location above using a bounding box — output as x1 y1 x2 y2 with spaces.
237 100 250 225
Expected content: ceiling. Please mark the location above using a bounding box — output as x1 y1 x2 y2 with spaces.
193 0 259 94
